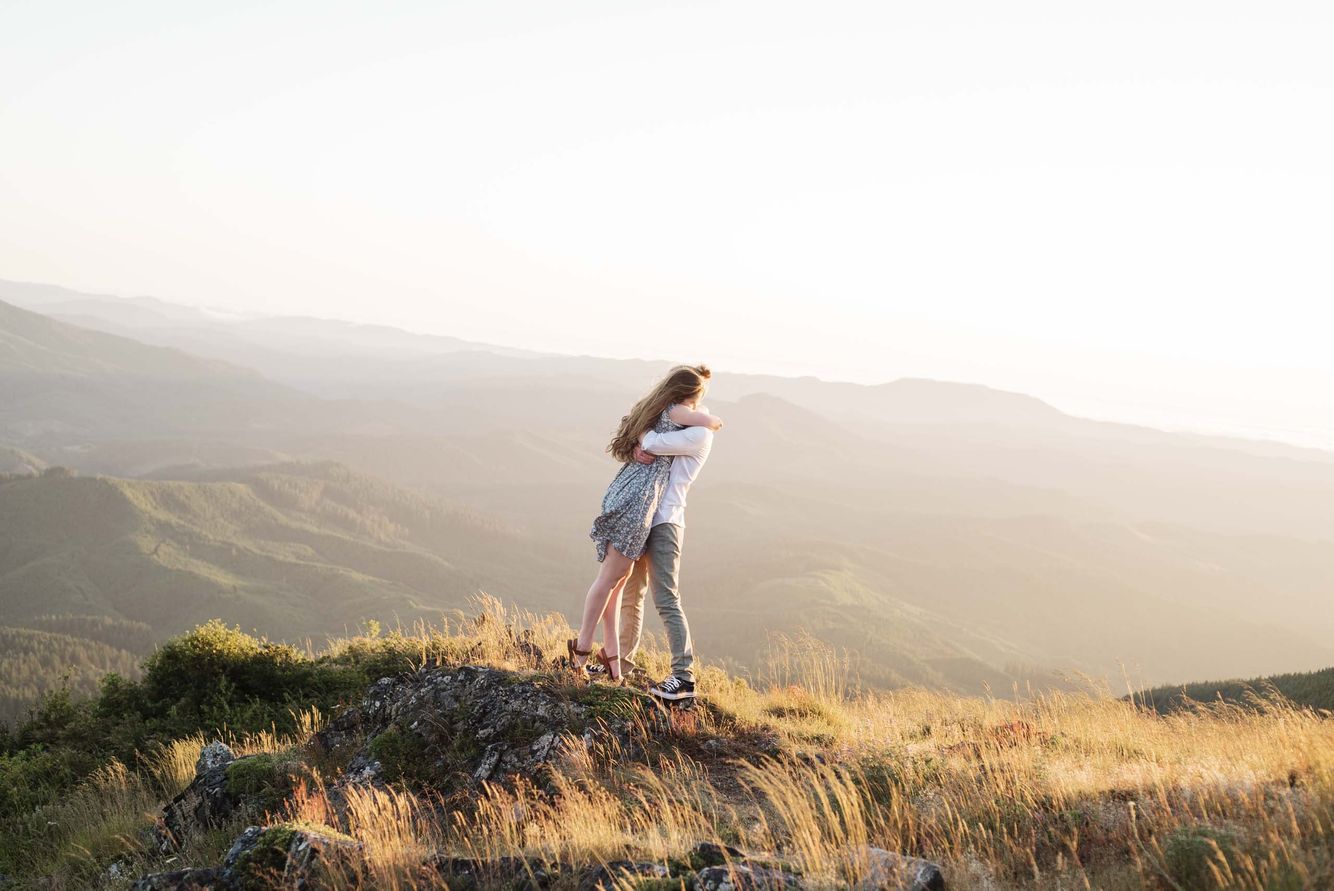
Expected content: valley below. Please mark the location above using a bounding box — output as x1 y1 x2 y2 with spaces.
3 279 1334 715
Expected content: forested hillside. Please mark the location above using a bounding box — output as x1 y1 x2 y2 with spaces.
0 462 569 645
0 626 143 726
1136 666 1334 714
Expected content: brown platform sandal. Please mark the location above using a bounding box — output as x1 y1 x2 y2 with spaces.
567 638 593 671
595 648 624 685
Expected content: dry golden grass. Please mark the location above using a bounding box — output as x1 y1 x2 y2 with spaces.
10 707 329 887
268 603 1334 889
26 600 1334 889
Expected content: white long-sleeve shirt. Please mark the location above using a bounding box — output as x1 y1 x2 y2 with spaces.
640 425 714 528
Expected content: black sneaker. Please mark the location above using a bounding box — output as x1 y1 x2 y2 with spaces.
649 675 696 700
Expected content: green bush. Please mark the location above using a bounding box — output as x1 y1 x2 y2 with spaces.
0 744 100 821
324 632 432 681
142 620 338 732
0 621 419 827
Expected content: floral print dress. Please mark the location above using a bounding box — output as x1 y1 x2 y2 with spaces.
589 407 685 561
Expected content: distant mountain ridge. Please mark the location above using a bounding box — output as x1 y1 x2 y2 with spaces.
0 298 252 379
0 277 540 365
0 278 1076 429
11 277 1334 467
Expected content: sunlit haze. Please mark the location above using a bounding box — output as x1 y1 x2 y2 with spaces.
3 1 1332 446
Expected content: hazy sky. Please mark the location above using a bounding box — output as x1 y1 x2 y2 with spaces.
2 2 1333 446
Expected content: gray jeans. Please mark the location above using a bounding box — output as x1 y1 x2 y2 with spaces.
619 523 695 682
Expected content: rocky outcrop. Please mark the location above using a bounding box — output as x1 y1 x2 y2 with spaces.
223 824 362 889
135 667 946 890
694 862 803 890
312 665 642 792
135 824 362 891
159 742 239 851
196 740 236 774
151 666 646 866
130 867 224 890
139 822 946 890
580 860 673 888
425 854 552 889
158 742 306 852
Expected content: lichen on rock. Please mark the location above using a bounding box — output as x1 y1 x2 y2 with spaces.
313 664 645 793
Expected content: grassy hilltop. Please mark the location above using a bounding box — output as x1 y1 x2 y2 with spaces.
2 601 1331 890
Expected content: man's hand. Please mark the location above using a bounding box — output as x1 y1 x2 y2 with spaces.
633 446 656 465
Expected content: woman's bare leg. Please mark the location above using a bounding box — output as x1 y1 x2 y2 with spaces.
575 546 634 666
599 573 630 679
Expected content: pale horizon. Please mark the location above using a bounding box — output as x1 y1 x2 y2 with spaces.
9 271 1334 454
3 1 1332 448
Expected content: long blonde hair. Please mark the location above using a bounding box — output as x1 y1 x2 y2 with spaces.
607 365 711 463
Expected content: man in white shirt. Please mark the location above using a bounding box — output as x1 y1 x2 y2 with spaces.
612 421 715 700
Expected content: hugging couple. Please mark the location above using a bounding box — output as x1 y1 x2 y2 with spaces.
567 364 723 702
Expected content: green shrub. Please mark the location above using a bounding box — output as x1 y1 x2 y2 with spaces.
325 632 430 681
225 754 281 797
0 619 479 844
0 744 100 826
1 622 378 824
142 620 327 731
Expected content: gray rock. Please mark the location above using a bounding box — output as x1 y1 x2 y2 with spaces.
474 742 505 781
852 846 945 891
155 743 245 851
690 841 746 867
221 827 265 871
693 863 803 890
581 861 672 889
323 754 387 818
131 867 225 890
220 824 362 889
160 763 238 851
530 731 559 761
427 854 552 889
194 741 236 776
